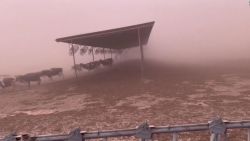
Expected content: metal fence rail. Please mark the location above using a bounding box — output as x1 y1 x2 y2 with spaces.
2 117 250 141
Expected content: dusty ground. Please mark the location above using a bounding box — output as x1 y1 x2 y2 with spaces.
0 59 250 140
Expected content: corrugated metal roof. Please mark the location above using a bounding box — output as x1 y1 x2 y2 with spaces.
56 21 155 49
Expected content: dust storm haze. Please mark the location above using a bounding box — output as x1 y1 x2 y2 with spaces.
0 0 250 75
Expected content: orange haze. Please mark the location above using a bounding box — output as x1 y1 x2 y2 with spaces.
0 0 249 75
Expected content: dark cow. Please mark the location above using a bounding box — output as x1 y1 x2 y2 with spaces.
100 58 113 66
40 70 53 79
16 73 41 88
40 68 64 80
80 63 91 71
80 61 101 71
50 68 64 78
72 65 82 72
3 78 15 87
0 81 4 89
0 77 15 89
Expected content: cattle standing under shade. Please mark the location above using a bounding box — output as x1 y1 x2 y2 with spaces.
100 58 113 66
72 65 82 72
80 61 101 71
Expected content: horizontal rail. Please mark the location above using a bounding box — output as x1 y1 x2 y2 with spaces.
2 119 250 141
82 120 250 139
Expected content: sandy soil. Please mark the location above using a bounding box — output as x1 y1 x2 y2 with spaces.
0 60 250 140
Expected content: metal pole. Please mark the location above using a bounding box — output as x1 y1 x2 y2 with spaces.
103 48 106 59
210 134 219 141
110 49 112 59
102 137 108 141
248 129 250 141
172 133 178 141
91 47 95 61
137 28 144 79
70 44 78 80
210 133 228 141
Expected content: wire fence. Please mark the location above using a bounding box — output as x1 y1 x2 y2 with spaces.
1 117 250 141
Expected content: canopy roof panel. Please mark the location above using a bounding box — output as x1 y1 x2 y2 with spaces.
56 21 155 49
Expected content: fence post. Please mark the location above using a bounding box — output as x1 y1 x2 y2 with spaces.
209 117 227 141
135 122 152 141
172 133 178 141
68 128 83 141
248 129 250 141
210 134 219 141
3 133 16 141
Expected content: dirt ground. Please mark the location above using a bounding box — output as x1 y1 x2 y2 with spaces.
0 59 250 141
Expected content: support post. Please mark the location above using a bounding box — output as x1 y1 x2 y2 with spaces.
102 137 108 141
209 117 227 141
210 134 219 141
70 44 78 80
110 48 112 59
248 129 250 141
68 128 82 141
137 28 144 79
172 133 178 141
91 47 95 61
136 122 152 141
103 48 106 59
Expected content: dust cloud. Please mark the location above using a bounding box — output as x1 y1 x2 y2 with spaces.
0 0 250 76
146 0 250 64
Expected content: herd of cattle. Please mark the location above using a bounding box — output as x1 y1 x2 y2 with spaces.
73 58 113 72
0 68 63 88
0 58 113 89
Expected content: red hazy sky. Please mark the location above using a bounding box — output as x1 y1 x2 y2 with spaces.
0 0 249 75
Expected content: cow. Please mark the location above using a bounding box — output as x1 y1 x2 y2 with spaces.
0 77 15 89
80 63 91 71
16 73 41 88
100 58 113 66
80 61 100 71
50 68 64 78
0 81 4 89
40 68 64 80
3 77 15 87
72 64 82 72
40 70 53 80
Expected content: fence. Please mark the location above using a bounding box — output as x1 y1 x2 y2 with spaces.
1 117 250 141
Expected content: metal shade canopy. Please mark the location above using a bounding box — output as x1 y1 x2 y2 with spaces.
56 21 155 49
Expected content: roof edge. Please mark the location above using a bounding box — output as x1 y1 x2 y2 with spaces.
56 21 155 43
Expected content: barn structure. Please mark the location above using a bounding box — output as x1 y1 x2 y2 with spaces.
56 21 155 79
